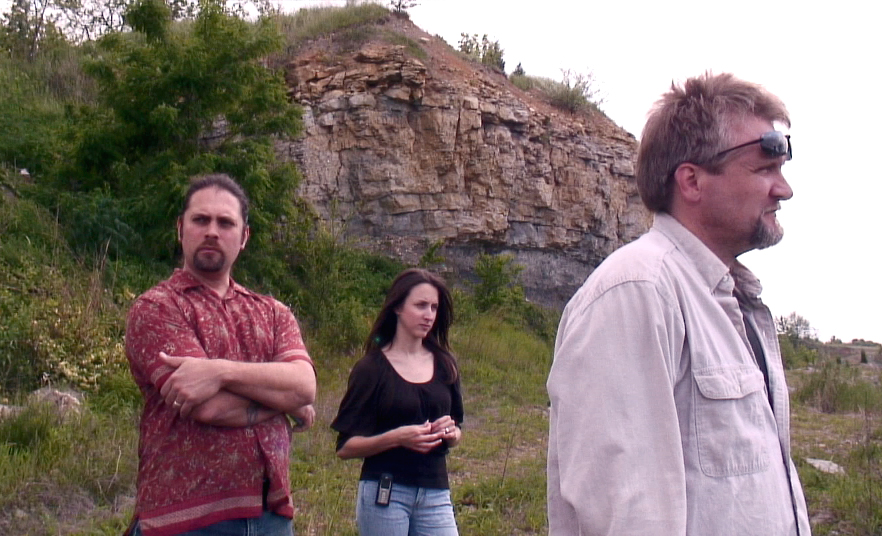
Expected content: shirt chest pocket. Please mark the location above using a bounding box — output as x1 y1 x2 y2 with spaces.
693 366 770 477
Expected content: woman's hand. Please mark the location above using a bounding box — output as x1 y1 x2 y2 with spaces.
397 421 444 453
430 415 461 448
336 419 460 459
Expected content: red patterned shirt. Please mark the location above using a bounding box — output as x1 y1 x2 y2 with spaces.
125 269 312 536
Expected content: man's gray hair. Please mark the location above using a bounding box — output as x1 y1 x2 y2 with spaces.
636 72 790 213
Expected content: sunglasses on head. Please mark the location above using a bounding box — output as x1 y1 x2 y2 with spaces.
712 130 792 161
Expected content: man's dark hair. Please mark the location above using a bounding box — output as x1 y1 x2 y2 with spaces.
181 173 250 225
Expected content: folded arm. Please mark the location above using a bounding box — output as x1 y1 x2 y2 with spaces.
159 353 316 422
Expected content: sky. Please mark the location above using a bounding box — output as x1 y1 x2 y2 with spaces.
6 0 878 342
402 0 882 344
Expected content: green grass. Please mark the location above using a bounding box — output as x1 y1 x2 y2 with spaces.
789 367 882 535
794 361 882 414
0 402 139 534
383 31 427 60
276 3 390 52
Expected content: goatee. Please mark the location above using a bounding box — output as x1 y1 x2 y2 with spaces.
750 217 784 250
193 250 226 272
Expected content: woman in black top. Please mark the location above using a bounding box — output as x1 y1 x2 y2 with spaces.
332 268 463 536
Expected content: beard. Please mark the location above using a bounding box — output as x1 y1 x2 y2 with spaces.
192 249 226 272
750 214 784 250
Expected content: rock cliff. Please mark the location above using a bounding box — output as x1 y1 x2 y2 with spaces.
278 17 651 307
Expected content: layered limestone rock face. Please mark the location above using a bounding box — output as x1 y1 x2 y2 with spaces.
279 40 651 306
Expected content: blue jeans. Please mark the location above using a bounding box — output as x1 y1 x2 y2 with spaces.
356 479 459 536
130 510 294 536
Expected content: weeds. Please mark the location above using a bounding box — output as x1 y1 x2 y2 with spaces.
276 3 389 53
384 31 426 59
790 364 882 535
795 360 882 414
510 70 604 115
0 403 138 533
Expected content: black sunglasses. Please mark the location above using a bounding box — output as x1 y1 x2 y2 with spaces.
713 131 792 161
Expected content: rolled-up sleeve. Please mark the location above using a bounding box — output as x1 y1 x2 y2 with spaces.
547 280 687 536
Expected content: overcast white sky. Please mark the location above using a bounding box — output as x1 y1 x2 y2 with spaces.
405 0 881 344
7 0 878 342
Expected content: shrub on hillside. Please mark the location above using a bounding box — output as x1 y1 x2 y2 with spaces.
779 334 819 369
544 69 603 114
458 33 504 72
795 360 882 414
282 219 404 354
0 194 127 394
508 69 604 115
473 253 524 312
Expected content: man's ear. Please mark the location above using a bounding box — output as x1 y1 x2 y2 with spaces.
672 162 703 204
240 225 250 250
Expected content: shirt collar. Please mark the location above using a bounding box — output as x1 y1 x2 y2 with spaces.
651 212 762 299
167 268 253 298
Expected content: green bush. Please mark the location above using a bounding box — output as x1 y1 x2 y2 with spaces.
0 55 69 174
283 220 404 354
795 361 882 414
41 0 303 264
507 70 604 115
0 402 57 454
779 334 819 369
509 72 536 91
544 69 602 114
0 194 128 394
473 252 524 312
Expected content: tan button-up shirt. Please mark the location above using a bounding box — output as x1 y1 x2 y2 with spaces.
547 213 810 536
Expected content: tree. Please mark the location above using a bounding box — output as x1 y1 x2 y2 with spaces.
49 0 302 262
775 312 818 369
775 312 816 341
458 33 504 72
0 0 69 60
389 0 417 15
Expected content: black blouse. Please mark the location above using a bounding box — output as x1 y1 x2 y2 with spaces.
331 349 464 489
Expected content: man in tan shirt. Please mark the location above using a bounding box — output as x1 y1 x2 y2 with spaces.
547 73 811 535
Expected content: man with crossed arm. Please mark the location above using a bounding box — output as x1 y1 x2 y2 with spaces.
125 173 316 536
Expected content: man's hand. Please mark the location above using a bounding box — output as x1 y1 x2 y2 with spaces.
290 404 316 432
159 352 226 418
